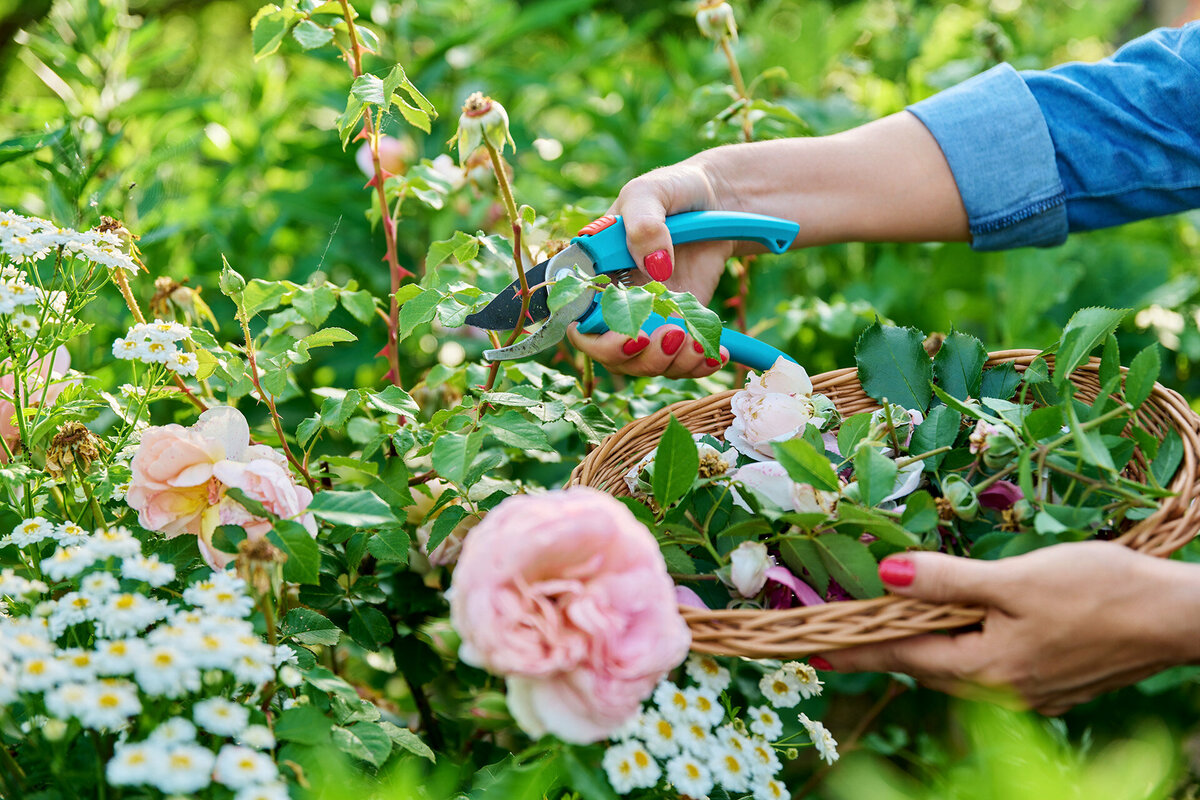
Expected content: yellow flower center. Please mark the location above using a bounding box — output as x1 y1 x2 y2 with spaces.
633 750 650 768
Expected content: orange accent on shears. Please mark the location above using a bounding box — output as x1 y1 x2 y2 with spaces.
577 215 617 237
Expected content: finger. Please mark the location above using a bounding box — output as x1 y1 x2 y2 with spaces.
565 324 650 374
662 332 728 380
821 631 985 679
878 551 1011 607
612 182 675 284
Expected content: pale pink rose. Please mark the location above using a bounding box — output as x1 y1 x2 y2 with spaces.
449 487 690 744
729 541 770 597
126 421 226 538
355 135 415 178
743 357 812 397
675 585 709 609
205 458 317 570
0 346 74 460
725 392 815 461
731 461 838 514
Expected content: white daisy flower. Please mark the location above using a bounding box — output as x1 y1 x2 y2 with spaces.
93 638 144 676
684 686 724 727
798 713 839 765
233 783 291 800
78 679 142 730
652 680 692 724
166 350 198 376
112 337 145 360
665 753 713 799
754 777 789 800
194 697 251 736
98 593 170 637
17 653 69 692
640 709 681 759
747 737 782 778
676 720 717 758
214 744 279 790
106 740 169 787
142 340 176 364
133 644 200 698
238 724 276 750
80 572 120 598
602 740 661 794
2 233 51 262
151 743 217 794
748 705 783 740
55 522 90 546
712 745 754 793
717 725 753 759
759 668 801 708
0 569 45 598
12 313 39 336
89 527 141 559
685 653 732 693
57 647 98 680
44 682 92 720
6 517 57 548
230 650 275 687
785 661 823 699
149 717 198 747
122 554 176 587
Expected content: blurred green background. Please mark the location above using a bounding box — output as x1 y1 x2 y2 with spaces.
3 0 1200 795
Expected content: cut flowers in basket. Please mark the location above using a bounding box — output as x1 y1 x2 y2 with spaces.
623 309 1180 611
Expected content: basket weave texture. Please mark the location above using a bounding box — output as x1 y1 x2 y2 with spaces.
568 350 1200 658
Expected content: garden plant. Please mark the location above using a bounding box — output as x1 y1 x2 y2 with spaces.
1 1 1199 799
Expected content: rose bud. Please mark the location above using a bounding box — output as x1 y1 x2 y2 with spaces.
941 474 980 521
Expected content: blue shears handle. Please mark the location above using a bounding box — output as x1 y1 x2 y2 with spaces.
572 211 800 371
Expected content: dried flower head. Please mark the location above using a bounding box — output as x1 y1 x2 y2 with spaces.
695 1 738 42
449 92 514 166
45 421 102 481
698 451 730 478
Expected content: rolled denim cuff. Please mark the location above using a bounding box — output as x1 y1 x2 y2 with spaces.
908 64 1068 251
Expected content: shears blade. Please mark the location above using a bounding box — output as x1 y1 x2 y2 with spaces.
463 259 552 332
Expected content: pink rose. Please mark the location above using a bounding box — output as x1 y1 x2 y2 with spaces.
729 541 770 597
743 357 812 396
0 346 74 460
449 487 690 744
126 422 226 538
726 392 815 461
731 461 839 515
206 458 317 569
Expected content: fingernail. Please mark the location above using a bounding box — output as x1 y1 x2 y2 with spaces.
810 656 833 671
879 557 916 587
644 249 672 282
661 329 685 355
720 352 728 364
622 336 649 356
705 357 720 368
693 341 705 354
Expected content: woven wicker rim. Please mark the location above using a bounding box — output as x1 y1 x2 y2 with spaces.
568 350 1200 658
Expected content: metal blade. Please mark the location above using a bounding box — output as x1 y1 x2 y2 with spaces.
463 259 551 331
483 285 595 361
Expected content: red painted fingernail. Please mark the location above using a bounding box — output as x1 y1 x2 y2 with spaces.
693 341 705 354
622 336 649 356
644 249 672 282
661 329 685 355
879 557 916 587
720 352 728 364
705 357 720 368
810 656 833 671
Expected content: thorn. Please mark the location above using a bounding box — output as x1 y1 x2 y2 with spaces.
363 175 380 190
376 345 391 359
353 127 371 143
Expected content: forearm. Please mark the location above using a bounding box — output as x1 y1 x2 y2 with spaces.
697 111 969 248
1144 555 1200 665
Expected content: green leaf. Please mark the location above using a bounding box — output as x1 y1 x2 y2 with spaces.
599 285 654 338
293 286 338 326
900 491 939 534
909 405 961 470
0 128 64 166
225 487 274 520
980 362 1023 400
653 416 699 508
242 278 288 317
665 290 721 357
837 412 874 459
1124 344 1161 410
382 63 437 118
307 490 397 527
341 289 377 324
933 330 987 401
426 505 468 554
779 537 829 595
292 18 334 48
251 4 296 60
560 747 619 800
275 706 333 746
350 73 386 104
368 386 419 417
348 605 394 651
431 431 481 485
268 520 321 584
281 608 341 646
1024 406 1064 440
1024 357 1050 385
379 721 435 763
366 527 410 565
813 533 883 599
547 270 590 314
332 721 393 767
484 411 552 451
854 446 899 507
302 328 357 350
1152 430 1183 486
320 389 363 430
1099 334 1121 388
855 321 932 412
1033 504 1102 535
1053 307 1129 387
772 438 839 492
210 524 246 555
833 504 920 547
563 404 618 445
427 231 480 269
397 287 442 339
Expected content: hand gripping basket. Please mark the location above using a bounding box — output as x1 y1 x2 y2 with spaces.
568 350 1200 658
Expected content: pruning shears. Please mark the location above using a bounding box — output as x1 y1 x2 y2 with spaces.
463 211 801 371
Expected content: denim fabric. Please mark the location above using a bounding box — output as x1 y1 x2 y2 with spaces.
908 22 1200 251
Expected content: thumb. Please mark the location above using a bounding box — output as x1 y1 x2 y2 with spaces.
878 551 1008 606
613 194 675 284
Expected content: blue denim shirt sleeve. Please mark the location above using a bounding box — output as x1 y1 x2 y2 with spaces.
908 21 1200 251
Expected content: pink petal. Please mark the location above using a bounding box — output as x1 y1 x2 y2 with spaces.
765 565 825 606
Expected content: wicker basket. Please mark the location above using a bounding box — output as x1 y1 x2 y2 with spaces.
568 350 1200 658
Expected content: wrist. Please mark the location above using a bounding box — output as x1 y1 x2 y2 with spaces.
1147 556 1200 665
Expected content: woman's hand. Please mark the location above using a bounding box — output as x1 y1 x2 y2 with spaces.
817 542 1200 715
566 157 737 379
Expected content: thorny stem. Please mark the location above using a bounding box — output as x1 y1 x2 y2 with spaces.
338 0 410 388
480 138 530 397
237 307 316 492
719 37 753 141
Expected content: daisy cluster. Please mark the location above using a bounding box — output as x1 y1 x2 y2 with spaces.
602 654 836 800
111 319 198 376
0 209 137 272
0 519 291 798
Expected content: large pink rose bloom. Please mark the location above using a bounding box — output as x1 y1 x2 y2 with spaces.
126 422 225 538
207 458 317 569
449 487 690 744
0 347 74 460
